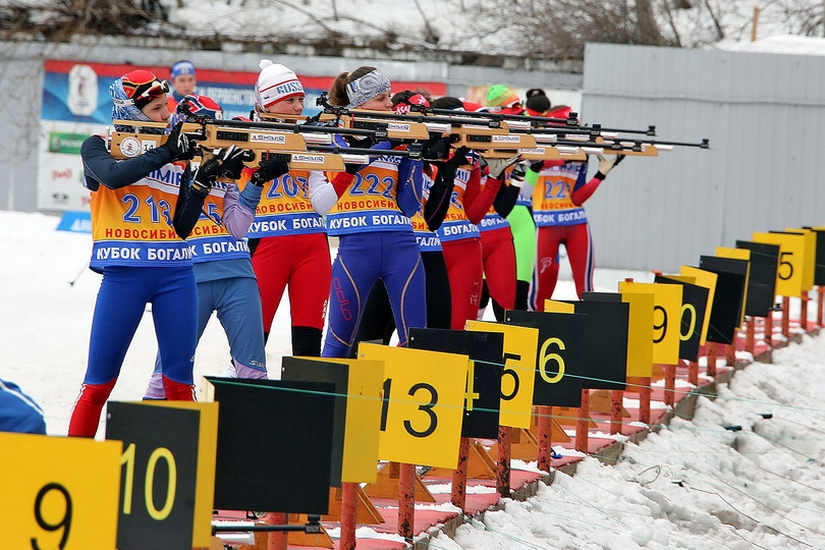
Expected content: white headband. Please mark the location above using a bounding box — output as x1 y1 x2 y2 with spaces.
345 69 391 108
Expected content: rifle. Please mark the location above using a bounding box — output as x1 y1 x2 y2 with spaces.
406 104 658 138
108 116 421 170
315 93 536 145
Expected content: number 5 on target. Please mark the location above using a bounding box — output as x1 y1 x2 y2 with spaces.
465 320 538 429
358 343 468 470
0 432 121 550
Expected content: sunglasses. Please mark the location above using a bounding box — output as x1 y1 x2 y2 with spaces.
114 79 171 107
137 79 170 99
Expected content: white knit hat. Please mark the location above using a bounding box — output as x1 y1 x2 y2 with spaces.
255 59 305 110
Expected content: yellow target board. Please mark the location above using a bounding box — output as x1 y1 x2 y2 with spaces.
784 228 816 292
619 281 682 366
753 231 807 297
312 357 385 483
466 320 539 429
358 343 468 469
679 266 719 345
0 433 121 550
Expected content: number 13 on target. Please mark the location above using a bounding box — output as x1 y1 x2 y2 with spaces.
358 343 469 470
0 432 121 550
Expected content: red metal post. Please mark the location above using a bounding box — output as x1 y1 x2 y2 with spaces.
339 483 357 550
397 463 416 541
639 377 651 425
665 364 676 407
536 405 552 473
576 389 589 453
496 426 511 498
610 390 623 435
451 438 469 510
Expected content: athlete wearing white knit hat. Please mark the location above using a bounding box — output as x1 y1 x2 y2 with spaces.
255 59 305 111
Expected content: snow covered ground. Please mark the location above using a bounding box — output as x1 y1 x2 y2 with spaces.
4 209 825 549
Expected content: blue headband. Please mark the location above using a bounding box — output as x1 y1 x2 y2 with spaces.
171 61 196 80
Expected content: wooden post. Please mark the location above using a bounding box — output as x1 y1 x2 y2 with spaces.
817 287 824 327
338 483 357 550
751 6 760 42
782 296 790 339
688 360 699 386
267 513 288 550
745 317 755 354
766 307 774 348
575 389 590 453
664 364 676 407
451 438 469 510
536 405 552 473
610 390 623 435
398 463 416 541
801 291 809 333
496 426 511 498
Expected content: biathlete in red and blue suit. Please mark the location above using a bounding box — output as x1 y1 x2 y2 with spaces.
69 69 207 437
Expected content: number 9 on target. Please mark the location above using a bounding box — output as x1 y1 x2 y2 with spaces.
0 432 121 549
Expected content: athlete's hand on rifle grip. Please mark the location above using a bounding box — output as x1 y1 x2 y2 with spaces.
190 157 221 196
421 135 452 161
343 134 378 149
251 157 290 186
594 153 625 180
162 121 195 161
216 145 249 180
529 160 545 173
480 155 520 180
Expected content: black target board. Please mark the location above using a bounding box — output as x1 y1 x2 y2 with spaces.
206 378 335 514
504 310 586 407
735 240 779 317
408 328 504 439
697 256 749 344
564 299 630 390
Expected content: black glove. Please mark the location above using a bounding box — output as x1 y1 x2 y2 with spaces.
251 156 290 186
161 121 195 161
343 133 379 150
436 146 469 182
422 147 469 231
510 160 529 185
344 162 363 175
529 160 545 173
191 156 221 197
594 153 625 180
216 145 249 180
421 135 453 161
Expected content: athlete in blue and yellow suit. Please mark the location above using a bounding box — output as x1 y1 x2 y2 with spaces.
321 67 426 358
